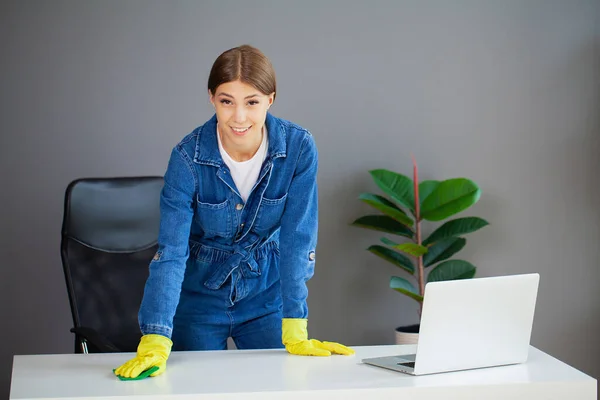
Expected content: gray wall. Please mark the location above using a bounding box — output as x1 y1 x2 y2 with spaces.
1 0 599 397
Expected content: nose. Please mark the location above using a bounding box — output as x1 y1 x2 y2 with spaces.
233 105 247 124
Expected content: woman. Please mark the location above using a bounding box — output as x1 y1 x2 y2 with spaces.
114 45 353 379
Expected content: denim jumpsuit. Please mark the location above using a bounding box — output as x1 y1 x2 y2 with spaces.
137 112 318 351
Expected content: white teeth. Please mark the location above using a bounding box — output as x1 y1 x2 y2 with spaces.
232 127 250 133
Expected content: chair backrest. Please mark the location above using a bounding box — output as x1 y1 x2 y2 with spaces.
61 176 164 353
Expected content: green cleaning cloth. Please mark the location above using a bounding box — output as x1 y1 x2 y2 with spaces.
113 366 160 381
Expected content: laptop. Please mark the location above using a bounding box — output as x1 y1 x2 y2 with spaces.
362 273 540 375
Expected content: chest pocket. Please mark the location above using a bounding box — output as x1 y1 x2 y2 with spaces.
253 193 288 232
195 197 233 238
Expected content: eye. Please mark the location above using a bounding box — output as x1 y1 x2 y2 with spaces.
219 99 232 105
248 100 259 106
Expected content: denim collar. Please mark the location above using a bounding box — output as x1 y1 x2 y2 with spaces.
193 112 287 166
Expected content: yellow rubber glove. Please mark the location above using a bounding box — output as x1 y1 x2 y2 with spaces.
114 334 172 379
282 318 355 356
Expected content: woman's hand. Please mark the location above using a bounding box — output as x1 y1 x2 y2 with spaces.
282 318 355 356
114 334 173 379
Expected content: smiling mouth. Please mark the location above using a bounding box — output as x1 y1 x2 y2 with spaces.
231 126 251 134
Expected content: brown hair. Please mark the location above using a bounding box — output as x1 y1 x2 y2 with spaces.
208 45 277 101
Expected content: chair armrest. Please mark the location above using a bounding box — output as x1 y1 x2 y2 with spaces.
70 326 121 353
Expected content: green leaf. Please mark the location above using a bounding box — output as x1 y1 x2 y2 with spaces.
421 178 481 221
427 260 476 283
390 276 423 302
380 237 399 247
418 180 440 207
358 193 414 227
369 169 415 213
423 237 466 267
351 216 414 239
367 245 415 275
423 217 489 246
394 243 428 257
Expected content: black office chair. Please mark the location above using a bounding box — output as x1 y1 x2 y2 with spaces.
60 176 164 353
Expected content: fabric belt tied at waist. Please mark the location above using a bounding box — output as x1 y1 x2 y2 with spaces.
203 242 261 290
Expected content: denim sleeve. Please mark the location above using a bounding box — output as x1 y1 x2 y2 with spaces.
138 145 196 338
278 133 318 319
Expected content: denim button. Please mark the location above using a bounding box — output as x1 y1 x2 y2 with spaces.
236 203 244 211
235 223 245 240
309 251 315 261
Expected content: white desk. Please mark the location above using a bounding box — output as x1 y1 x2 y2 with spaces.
10 345 596 399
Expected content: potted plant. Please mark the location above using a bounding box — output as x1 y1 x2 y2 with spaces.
351 157 489 344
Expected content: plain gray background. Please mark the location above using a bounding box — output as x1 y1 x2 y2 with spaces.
1 0 599 398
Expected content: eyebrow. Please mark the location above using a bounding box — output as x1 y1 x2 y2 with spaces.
218 92 260 100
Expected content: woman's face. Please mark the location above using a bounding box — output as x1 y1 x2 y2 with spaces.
209 80 274 150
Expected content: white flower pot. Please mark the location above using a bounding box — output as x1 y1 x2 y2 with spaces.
395 324 420 345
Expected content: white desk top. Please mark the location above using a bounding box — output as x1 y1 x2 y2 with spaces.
10 345 597 400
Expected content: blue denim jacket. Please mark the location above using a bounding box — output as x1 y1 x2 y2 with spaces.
138 112 318 338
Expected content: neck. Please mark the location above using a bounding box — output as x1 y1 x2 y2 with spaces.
219 126 263 162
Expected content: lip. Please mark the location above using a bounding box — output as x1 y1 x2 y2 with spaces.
230 125 252 136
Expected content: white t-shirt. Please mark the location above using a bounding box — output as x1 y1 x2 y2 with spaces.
217 126 268 202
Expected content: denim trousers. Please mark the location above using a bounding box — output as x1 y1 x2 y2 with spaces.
171 240 285 351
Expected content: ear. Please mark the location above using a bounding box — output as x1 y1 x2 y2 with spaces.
208 89 215 107
268 93 275 108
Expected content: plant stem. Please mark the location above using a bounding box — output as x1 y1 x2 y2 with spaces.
416 222 424 317
412 155 425 316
